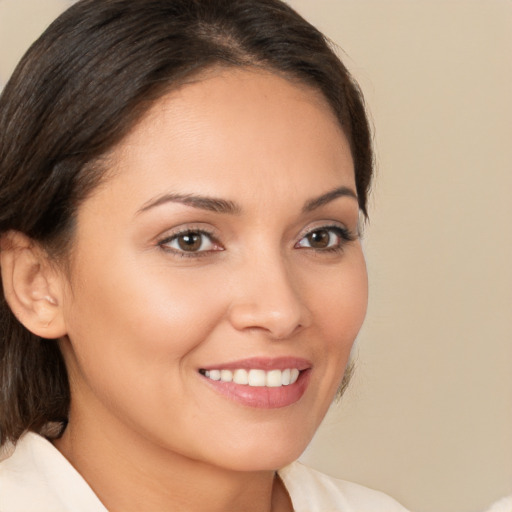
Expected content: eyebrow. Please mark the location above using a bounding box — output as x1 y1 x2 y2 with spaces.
302 186 358 212
137 185 358 216
137 193 241 215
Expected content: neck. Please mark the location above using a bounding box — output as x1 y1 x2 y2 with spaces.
54 410 292 512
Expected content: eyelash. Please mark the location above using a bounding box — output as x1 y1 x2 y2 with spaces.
294 225 356 254
157 225 356 258
158 228 221 258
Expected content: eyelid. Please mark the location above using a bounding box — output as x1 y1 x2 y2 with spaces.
294 222 357 252
157 225 223 256
297 221 356 241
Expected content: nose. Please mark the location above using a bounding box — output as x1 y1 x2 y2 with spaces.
227 253 312 340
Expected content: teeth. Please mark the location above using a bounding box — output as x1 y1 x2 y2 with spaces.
266 369 282 387
248 369 266 386
220 369 233 383
203 368 301 387
233 369 249 385
208 369 220 381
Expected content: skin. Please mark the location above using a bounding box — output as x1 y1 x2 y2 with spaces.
50 68 369 512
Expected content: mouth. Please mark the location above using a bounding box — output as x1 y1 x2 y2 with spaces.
198 357 311 409
199 368 301 387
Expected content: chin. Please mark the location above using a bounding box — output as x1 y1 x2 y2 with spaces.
217 450 304 473
203 427 315 473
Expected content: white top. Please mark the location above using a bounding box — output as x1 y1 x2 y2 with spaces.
0 432 409 512
485 496 512 512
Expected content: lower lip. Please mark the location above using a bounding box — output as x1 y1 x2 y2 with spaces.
200 370 311 409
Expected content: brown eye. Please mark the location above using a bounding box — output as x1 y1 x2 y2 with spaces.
305 229 331 249
295 225 353 251
160 230 219 254
177 232 203 252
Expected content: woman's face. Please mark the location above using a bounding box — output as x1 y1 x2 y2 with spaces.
58 68 368 471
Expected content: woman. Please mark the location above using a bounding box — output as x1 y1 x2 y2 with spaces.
0 1 408 510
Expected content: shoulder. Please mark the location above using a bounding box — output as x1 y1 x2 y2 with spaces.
0 432 106 512
485 496 512 512
278 461 409 512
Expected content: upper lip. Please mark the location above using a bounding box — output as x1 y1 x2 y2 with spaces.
199 357 312 372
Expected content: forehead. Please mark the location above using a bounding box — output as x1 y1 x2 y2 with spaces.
91 67 355 213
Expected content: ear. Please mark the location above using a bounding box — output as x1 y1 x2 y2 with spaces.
0 231 67 339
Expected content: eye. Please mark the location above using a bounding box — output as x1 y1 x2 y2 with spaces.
159 230 221 254
295 225 354 251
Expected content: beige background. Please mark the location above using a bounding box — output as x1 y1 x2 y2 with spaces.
1 1 511 511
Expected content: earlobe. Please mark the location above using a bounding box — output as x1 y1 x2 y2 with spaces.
0 231 67 339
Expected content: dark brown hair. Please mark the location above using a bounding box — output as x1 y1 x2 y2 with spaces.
0 0 373 446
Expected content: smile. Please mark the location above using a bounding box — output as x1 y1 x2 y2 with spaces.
200 368 300 387
198 357 311 408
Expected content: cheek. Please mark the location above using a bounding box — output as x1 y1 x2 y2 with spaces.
60 257 233 442
310 251 368 347
306 250 368 396
65 262 226 361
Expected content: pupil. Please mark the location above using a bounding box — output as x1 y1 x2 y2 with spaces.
178 233 202 251
308 230 329 248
